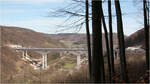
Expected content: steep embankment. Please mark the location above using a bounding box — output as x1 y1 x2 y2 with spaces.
125 27 150 49
1 46 20 82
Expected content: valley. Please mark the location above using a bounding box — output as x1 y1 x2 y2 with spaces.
0 26 149 83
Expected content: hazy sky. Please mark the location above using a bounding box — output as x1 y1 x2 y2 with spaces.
0 0 144 35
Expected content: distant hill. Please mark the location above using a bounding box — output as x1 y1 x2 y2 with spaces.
49 33 87 44
0 26 64 48
125 26 150 49
49 33 119 50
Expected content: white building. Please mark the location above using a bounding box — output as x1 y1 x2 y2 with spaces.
126 46 145 53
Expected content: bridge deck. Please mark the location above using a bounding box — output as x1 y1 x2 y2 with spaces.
15 48 87 51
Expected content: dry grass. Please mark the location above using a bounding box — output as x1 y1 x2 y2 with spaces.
50 64 90 83
1 44 148 83
112 52 147 82
50 52 148 83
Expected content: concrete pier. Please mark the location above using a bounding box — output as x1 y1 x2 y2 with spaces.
39 52 49 70
77 54 81 66
22 51 25 58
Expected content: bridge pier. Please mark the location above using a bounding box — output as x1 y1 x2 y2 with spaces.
22 51 25 59
76 54 81 69
77 54 81 66
45 53 48 69
41 52 49 70
59 52 64 57
25 50 29 59
70 51 82 69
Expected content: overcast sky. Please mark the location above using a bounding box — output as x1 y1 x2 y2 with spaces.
0 0 144 35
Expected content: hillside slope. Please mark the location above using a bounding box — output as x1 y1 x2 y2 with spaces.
0 26 65 83
125 27 150 49
0 26 64 48
1 46 20 82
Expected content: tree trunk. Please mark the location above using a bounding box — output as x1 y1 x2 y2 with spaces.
85 0 92 81
108 0 115 77
143 0 149 70
92 0 105 83
114 0 129 82
101 10 111 83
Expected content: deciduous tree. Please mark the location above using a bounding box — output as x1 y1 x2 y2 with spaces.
85 0 92 81
92 0 105 82
143 0 149 70
114 0 129 82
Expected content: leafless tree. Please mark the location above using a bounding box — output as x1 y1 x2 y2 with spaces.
85 0 92 81
101 8 111 82
114 0 129 82
143 0 149 70
91 0 105 82
108 0 115 79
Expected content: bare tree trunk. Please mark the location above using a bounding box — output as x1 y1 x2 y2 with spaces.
108 0 115 78
101 9 111 83
143 0 149 70
92 0 105 82
114 0 129 82
85 0 92 81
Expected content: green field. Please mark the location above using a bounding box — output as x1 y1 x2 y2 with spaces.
60 40 86 48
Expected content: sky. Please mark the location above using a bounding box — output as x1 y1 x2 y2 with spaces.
0 0 144 35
